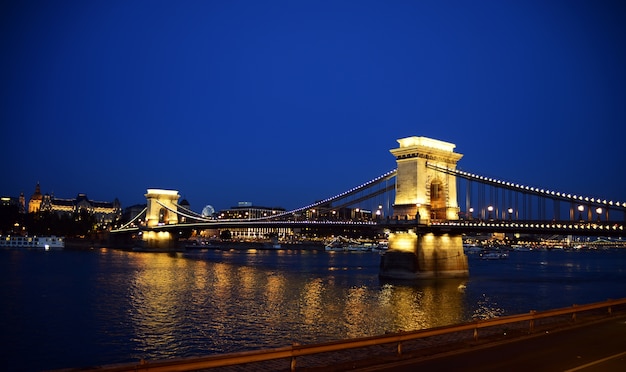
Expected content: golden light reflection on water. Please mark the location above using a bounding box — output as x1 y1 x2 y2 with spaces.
237 266 256 298
300 278 324 327
262 274 287 330
121 250 472 358
375 279 468 332
472 293 505 319
344 286 369 338
127 252 196 357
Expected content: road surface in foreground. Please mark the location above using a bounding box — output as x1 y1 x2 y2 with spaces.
357 315 626 372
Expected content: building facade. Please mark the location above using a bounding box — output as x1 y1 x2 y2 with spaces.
28 183 121 225
217 202 287 239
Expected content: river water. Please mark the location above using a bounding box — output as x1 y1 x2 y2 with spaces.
1 247 625 371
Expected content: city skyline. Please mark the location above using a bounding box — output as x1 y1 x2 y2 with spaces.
2 1 625 212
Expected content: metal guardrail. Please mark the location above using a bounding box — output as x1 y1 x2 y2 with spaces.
89 297 626 372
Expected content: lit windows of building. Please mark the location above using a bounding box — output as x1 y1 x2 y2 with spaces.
29 183 121 226
218 202 286 220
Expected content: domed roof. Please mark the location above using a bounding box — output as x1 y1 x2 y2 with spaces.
30 182 43 200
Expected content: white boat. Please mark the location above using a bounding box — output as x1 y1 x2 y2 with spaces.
325 243 345 252
324 236 372 252
480 251 508 260
0 235 65 250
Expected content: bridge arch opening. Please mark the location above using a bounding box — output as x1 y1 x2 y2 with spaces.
159 208 168 224
430 178 447 220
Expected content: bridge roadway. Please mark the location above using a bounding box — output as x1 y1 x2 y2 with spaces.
355 314 626 372
116 218 626 238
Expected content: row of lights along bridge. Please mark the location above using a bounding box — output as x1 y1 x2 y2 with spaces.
465 206 607 222
305 206 384 221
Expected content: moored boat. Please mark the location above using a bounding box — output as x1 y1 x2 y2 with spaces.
0 235 65 250
480 251 508 260
324 236 372 252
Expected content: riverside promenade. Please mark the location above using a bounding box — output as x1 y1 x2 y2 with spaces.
77 298 626 372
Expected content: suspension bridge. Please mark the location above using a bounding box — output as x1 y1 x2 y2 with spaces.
110 136 625 279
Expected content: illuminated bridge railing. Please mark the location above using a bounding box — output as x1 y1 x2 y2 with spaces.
111 220 381 233
433 220 624 230
154 220 379 228
380 219 625 236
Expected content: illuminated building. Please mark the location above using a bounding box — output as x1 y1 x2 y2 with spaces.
219 201 286 220
28 183 43 213
218 202 288 239
28 183 121 225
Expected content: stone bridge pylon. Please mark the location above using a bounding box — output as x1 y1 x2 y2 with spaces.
380 136 469 280
141 188 180 250
145 188 180 227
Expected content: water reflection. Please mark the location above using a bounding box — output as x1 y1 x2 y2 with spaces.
300 278 324 328
344 286 368 338
96 249 626 364
127 252 197 359
377 279 468 332
5 247 626 371
120 251 475 360
472 293 505 319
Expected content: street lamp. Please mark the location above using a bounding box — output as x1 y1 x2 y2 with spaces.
469 207 474 220
487 205 494 220
507 208 513 220
577 205 584 221
311 209 316 221
596 207 602 222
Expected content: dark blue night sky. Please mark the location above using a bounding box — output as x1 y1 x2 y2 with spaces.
1 0 625 212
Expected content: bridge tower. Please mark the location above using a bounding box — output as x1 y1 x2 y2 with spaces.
390 136 463 223
142 189 180 250
380 136 468 280
145 189 180 227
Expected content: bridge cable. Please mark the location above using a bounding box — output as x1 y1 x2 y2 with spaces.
115 207 147 231
425 162 625 211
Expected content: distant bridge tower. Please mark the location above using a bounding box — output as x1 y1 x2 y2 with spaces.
390 136 463 223
145 189 180 227
139 189 180 250
381 136 468 280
